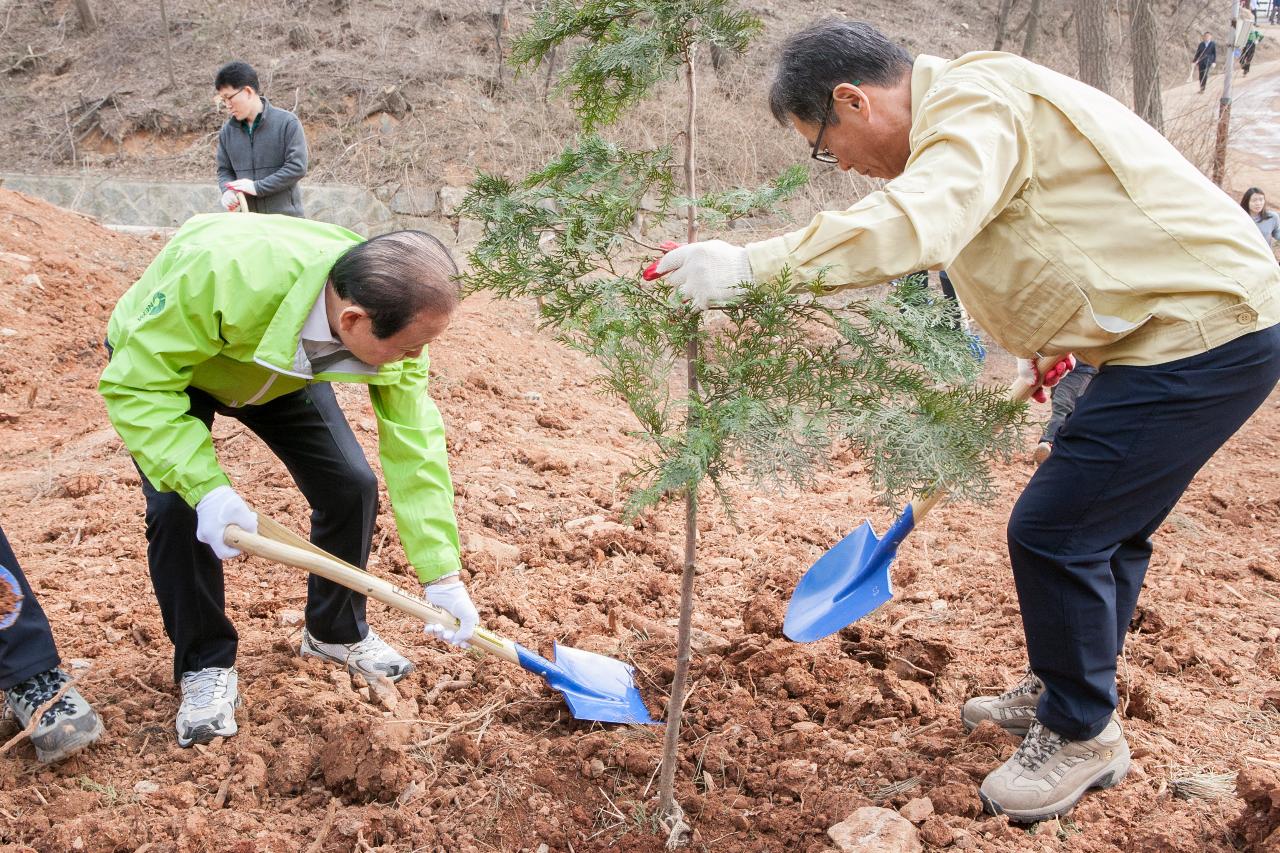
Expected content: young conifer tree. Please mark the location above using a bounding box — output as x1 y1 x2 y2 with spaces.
461 0 1026 840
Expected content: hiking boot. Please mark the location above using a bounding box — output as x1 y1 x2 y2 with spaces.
4 668 103 763
300 627 413 682
962 669 1043 735
177 666 239 747
1032 441 1053 465
979 717 1130 822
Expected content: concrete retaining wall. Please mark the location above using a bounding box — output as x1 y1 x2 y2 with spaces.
0 173 460 241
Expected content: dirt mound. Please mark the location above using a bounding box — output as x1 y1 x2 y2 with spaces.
0 187 1278 851
1235 767 1280 850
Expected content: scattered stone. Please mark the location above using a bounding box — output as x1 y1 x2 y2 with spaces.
899 797 934 823
132 780 160 796
462 533 521 566
368 674 401 712
827 807 922 853
61 474 101 498
564 514 606 531
277 609 305 628
918 816 954 847
522 390 543 401
439 186 467 217
929 783 982 818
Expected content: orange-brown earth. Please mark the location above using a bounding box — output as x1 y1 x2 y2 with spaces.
0 188 1278 852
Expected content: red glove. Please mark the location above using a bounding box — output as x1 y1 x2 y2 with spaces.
1019 355 1076 403
642 241 683 281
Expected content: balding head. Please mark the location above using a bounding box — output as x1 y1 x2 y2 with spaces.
329 230 460 339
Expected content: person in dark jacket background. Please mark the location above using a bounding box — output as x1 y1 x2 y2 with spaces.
215 61 309 216
1192 32 1217 94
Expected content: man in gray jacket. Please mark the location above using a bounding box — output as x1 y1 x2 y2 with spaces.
215 61 308 216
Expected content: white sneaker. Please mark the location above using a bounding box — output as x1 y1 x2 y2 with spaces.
300 627 414 682
176 667 239 747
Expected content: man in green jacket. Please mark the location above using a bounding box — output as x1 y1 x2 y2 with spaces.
101 214 479 747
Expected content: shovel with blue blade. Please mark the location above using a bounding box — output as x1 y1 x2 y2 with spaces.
226 515 657 725
784 355 1070 642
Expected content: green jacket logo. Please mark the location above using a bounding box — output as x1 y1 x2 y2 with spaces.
141 292 166 318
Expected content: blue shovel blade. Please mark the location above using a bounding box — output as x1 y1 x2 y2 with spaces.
783 504 917 642
0 565 23 631
515 642 658 725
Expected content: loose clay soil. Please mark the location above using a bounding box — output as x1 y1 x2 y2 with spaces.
1 188 1279 852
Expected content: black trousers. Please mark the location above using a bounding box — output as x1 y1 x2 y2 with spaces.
0 523 60 689
1009 324 1280 740
140 383 378 682
1197 61 1212 90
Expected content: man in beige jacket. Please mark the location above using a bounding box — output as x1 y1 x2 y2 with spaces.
655 20 1280 823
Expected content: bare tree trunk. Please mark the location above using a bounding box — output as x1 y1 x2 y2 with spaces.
994 0 1020 49
489 1 508 94
1074 0 1113 93
1022 0 1044 56
159 0 177 91
1129 0 1164 132
657 49 698 850
542 45 558 104
1212 1 1240 184
72 0 97 33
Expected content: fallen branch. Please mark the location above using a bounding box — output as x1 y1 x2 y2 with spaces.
305 797 339 853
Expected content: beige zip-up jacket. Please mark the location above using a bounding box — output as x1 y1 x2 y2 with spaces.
746 52 1280 367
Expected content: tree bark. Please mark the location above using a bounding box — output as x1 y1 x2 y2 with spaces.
1074 0 1113 93
1128 0 1164 132
159 0 177 91
1022 0 1043 57
993 0 1019 50
72 0 97 33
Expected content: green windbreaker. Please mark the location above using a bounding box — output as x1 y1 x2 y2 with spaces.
100 213 462 582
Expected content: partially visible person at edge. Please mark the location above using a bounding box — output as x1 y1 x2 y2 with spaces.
652 20 1280 823
99 215 477 748
1192 32 1217 93
214 61 308 216
1031 361 1097 465
1240 28 1262 76
0 530 103 763
1242 187 1280 251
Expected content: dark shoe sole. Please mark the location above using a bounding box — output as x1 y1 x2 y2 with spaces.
980 758 1130 823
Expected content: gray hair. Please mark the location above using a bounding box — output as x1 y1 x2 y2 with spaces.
329 230 460 339
768 20 913 127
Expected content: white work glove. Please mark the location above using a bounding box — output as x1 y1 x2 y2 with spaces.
195 485 258 560
1016 354 1076 403
220 189 240 211
423 574 479 648
652 240 753 311
227 178 257 196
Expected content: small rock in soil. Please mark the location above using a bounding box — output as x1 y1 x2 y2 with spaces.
828 807 922 853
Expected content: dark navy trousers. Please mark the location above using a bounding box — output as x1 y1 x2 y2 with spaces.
139 382 377 682
0 524 61 690
1009 324 1280 740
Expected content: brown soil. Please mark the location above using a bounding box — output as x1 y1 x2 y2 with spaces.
1 187 1279 851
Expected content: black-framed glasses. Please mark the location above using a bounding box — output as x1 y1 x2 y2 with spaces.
811 94 838 163
810 81 860 164
218 86 247 106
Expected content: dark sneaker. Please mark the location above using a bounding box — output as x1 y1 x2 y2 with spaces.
5 668 104 763
962 669 1043 735
300 627 413 682
980 717 1130 822
177 667 239 747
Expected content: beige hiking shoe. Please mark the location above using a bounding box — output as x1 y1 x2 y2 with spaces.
979 717 1130 822
962 669 1043 735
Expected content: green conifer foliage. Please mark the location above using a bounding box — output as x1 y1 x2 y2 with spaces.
462 0 1026 839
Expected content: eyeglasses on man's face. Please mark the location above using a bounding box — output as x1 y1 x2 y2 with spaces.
810 81 861 165
217 87 247 107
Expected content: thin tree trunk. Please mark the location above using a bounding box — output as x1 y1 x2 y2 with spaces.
72 0 97 33
1022 0 1043 56
159 0 177 91
657 49 699 847
1129 0 1164 132
1074 0 1113 92
1212 1 1240 184
994 0 1019 50
490 1 507 94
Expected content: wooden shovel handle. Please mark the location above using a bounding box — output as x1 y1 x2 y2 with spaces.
224 523 519 664
235 191 249 212
908 354 1067 525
